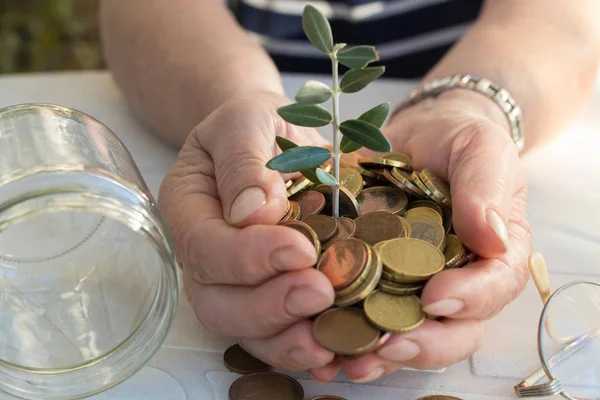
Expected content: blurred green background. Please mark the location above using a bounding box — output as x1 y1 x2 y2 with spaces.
0 0 103 74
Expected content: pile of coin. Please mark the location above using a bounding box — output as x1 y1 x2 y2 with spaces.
223 342 463 399
278 152 474 357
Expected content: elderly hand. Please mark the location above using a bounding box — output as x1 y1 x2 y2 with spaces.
311 89 534 382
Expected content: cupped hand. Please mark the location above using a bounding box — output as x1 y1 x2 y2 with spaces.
158 91 337 371
311 89 534 383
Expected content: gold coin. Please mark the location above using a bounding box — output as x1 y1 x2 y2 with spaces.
408 216 446 250
339 167 364 197
398 216 412 237
364 290 425 333
407 199 443 215
356 165 387 181
356 186 408 215
314 185 360 219
312 307 381 357
404 207 443 225
420 169 452 207
391 168 426 197
335 244 383 307
285 180 293 189
358 156 409 170
379 238 445 281
380 269 425 284
287 164 332 197
381 152 413 171
378 279 424 295
444 234 466 269
411 171 435 199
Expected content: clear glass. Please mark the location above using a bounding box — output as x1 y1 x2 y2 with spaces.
0 104 180 399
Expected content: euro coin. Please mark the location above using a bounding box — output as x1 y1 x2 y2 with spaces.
364 290 425 333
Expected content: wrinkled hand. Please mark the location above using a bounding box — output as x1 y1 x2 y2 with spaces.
158 92 338 371
311 90 534 382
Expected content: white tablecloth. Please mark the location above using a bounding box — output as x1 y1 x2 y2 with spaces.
1 70 600 400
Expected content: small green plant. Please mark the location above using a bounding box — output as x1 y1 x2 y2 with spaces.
266 3 391 218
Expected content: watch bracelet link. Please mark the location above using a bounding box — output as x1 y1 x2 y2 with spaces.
392 74 524 153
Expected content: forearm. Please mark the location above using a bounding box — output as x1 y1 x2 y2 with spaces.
99 0 284 148
423 0 600 152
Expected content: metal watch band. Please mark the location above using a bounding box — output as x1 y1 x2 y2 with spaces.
393 74 524 153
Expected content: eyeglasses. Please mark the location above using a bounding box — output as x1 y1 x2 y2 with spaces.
515 254 600 399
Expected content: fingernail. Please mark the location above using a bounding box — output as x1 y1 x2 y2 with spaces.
350 367 385 383
377 339 420 362
229 186 267 224
422 299 464 316
285 286 334 317
271 246 317 270
289 347 330 368
486 209 509 250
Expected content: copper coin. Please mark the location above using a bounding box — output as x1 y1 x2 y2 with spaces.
316 238 368 290
314 185 360 219
334 245 382 306
409 216 446 249
229 371 304 400
303 214 338 242
356 186 408 215
223 344 272 374
321 217 356 250
280 220 321 255
312 307 381 356
279 201 294 222
353 211 406 246
290 190 326 218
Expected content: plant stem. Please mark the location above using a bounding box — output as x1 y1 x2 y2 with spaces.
331 55 341 218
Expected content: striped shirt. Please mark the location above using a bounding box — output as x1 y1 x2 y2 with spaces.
231 0 484 78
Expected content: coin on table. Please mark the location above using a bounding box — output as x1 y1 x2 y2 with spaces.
316 238 368 290
335 244 382 306
313 307 381 357
381 152 413 171
314 185 360 219
420 169 452 207
303 214 338 242
280 220 321 255
443 234 466 269
224 344 272 374
391 167 426 197
404 207 443 225
408 216 446 250
379 238 445 281
416 396 464 400
308 397 347 400
229 371 304 400
356 186 408 215
339 167 364 198
290 190 325 218
407 199 443 215
378 279 424 295
358 156 409 170
353 211 407 246
364 290 425 333
321 217 356 250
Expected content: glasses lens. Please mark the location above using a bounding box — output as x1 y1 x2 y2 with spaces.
539 281 600 398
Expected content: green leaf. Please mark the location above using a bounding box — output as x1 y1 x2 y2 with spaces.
337 46 379 69
294 80 332 104
316 167 338 186
340 136 363 153
358 102 390 128
302 4 334 54
339 119 391 152
275 136 298 152
277 103 333 127
340 66 385 93
266 146 332 172
300 169 322 184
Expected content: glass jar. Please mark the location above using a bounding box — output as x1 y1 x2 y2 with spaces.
0 103 180 399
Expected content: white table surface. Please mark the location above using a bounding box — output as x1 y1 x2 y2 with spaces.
1 70 600 400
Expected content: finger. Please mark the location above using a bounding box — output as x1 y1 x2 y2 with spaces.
309 360 342 382
184 267 334 338
341 318 486 381
420 188 533 319
240 320 335 371
197 92 329 228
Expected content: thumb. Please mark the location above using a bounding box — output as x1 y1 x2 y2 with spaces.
447 123 521 258
193 93 329 228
